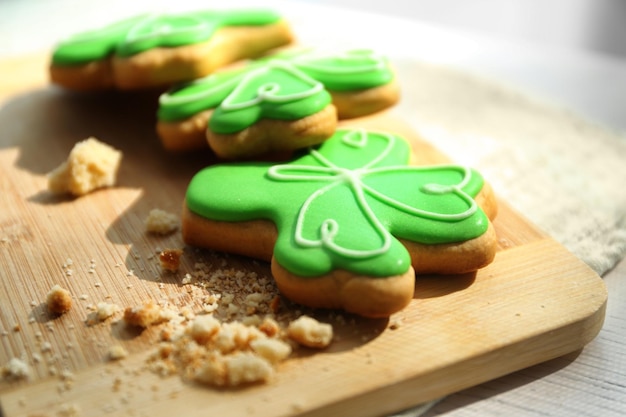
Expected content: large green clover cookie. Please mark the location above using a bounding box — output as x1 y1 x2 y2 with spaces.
186 129 489 278
52 9 283 65
158 49 396 134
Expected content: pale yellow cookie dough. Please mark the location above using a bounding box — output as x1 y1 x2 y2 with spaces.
48 137 122 197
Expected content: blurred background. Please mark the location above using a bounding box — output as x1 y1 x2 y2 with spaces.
1 0 625 130
1 0 625 58
304 0 626 58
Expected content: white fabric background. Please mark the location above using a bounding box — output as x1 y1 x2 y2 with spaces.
393 60 626 276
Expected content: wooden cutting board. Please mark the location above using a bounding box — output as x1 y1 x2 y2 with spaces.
0 55 607 417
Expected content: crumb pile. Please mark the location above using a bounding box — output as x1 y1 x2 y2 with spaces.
131 238 335 386
122 295 333 387
148 313 291 386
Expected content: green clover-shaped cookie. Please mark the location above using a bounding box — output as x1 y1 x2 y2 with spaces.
185 129 490 278
156 49 399 154
159 49 395 130
49 9 291 90
52 9 284 65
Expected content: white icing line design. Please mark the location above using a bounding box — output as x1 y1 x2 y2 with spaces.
220 60 324 111
158 72 243 106
159 49 390 110
291 49 387 75
267 129 478 258
123 13 210 49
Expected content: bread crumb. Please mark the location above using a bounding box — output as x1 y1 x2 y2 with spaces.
159 249 183 272
145 209 179 235
123 300 169 328
108 345 129 360
2 357 30 380
58 403 81 417
287 316 333 348
258 317 280 337
193 352 273 387
48 137 122 196
46 284 72 315
190 315 221 344
96 302 120 321
224 352 273 386
250 338 292 364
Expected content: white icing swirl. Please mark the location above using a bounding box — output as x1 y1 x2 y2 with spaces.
123 13 210 49
267 129 478 259
220 60 324 111
291 49 387 75
159 60 323 111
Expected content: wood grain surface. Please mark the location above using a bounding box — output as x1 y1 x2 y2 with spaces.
0 55 607 417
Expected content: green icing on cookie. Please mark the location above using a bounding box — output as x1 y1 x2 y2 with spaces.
207 62 332 134
186 129 489 277
157 49 394 134
52 9 282 65
285 49 394 91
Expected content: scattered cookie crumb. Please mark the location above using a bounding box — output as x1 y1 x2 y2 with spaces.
189 314 221 344
194 351 274 387
48 137 122 197
46 284 72 315
287 316 333 348
123 300 171 328
159 249 183 272
59 369 75 391
108 345 129 361
389 316 404 330
250 338 292 364
258 316 280 337
96 302 120 321
6 251 339 389
2 357 30 380
58 403 81 417
181 273 194 285
145 208 179 235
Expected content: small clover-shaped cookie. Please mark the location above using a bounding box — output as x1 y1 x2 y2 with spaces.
183 129 497 317
157 49 400 157
50 9 293 90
